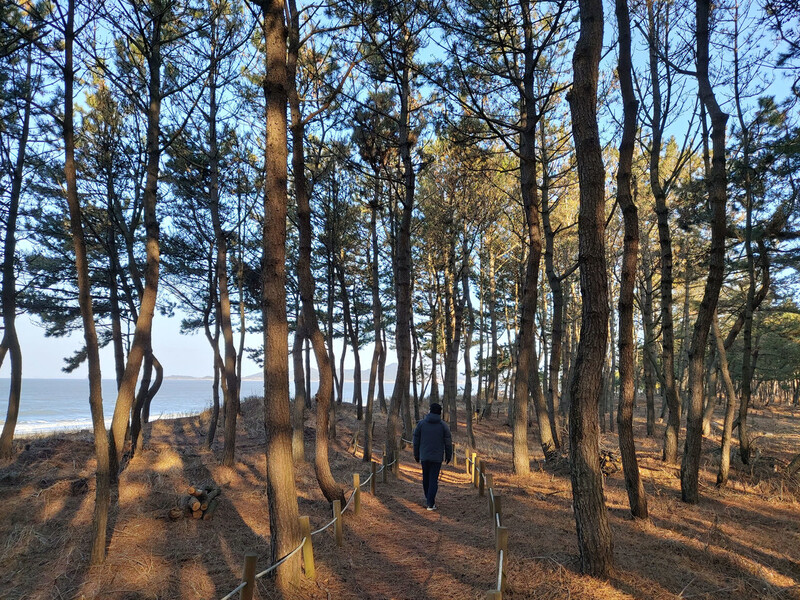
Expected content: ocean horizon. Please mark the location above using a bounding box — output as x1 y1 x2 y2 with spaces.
0 377 393 436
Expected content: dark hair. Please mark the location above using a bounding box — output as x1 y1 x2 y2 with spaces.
430 403 442 415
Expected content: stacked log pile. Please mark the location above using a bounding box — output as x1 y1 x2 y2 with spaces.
170 484 222 521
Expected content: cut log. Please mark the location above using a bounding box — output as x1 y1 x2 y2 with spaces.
184 495 201 512
203 497 220 521
192 509 203 519
201 488 221 511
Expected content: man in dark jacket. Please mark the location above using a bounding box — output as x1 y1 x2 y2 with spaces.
413 403 453 510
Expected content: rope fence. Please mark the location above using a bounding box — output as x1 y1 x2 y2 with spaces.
466 450 508 599
220 448 400 600
221 432 506 600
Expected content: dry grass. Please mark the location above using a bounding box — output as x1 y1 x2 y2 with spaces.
0 399 799 599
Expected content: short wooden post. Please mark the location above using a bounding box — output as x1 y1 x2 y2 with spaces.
472 453 480 488
485 474 494 516
381 453 388 483
478 460 486 497
493 494 502 531
464 447 471 475
298 516 315 580
370 461 377 494
240 552 257 600
486 591 502 599
496 526 508 591
452 443 458 468
353 474 361 516
333 499 343 547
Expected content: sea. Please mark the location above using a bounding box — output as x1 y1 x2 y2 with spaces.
0 378 379 436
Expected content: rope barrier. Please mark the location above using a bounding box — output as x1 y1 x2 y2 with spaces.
254 537 307 579
311 516 338 536
344 488 356 511
359 473 373 488
495 512 500 528
497 549 504 590
220 582 247 600
401 437 413 444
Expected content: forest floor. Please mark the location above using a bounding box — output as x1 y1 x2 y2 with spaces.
1 396 799 600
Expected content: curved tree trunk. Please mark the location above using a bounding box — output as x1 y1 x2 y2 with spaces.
680 0 729 504
567 0 614 576
646 0 680 464
108 7 164 475
63 3 110 563
462 246 476 449
0 39 32 460
288 4 343 505
615 0 648 520
713 312 738 487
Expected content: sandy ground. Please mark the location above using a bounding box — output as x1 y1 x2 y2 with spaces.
1 397 799 599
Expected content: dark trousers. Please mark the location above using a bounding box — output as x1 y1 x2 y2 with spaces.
421 460 442 507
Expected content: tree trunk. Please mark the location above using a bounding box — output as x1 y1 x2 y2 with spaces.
680 0 729 504
108 6 164 474
640 226 657 437
260 0 302 584
567 0 614 575
0 40 32 460
288 4 344 505
292 309 306 464
364 198 381 460
615 0 648 519
336 263 363 419
63 3 111 563
513 0 555 471
386 57 414 469
646 0 680 464
462 246 476 448
540 119 563 449
713 312 737 487
209 69 239 466
487 247 498 417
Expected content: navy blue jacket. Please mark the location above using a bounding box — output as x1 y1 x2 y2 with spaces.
413 413 453 463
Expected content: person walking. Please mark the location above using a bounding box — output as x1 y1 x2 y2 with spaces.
413 403 452 510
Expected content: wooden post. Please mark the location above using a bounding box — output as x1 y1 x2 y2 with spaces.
370 461 377 494
453 442 458 468
465 447 471 475
485 474 494 516
479 460 486 497
486 591 502 600
298 516 315 580
471 452 478 484
496 526 508 591
333 499 343 547
381 454 387 483
493 494 502 531
240 552 257 600
353 474 361 516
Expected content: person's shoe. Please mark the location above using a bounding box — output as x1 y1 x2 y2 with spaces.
426 504 438 511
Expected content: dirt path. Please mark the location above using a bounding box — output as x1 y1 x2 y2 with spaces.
304 454 498 600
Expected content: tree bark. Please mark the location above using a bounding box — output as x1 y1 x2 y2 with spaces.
646 0 681 464
259 0 302 584
288 0 344 505
63 1 111 564
713 312 737 487
0 40 32 460
292 309 306 464
108 3 164 474
567 0 614 576
615 0 648 520
680 0 729 504
364 198 381 460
